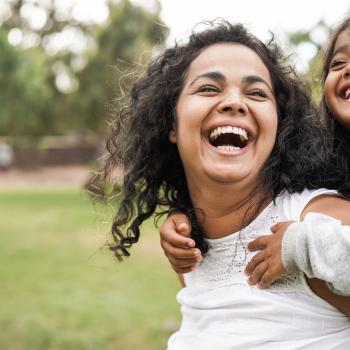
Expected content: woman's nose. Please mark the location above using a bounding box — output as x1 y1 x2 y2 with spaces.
218 92 247 115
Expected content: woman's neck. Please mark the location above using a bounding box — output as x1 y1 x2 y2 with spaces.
188 179 270 239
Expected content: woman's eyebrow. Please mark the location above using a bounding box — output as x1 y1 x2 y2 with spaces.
189 71 226 86
242 75 273 92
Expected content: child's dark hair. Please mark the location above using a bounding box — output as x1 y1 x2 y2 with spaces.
91 20 343 261
321 17 350 196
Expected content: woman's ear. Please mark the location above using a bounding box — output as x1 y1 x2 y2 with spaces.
169 125 177 143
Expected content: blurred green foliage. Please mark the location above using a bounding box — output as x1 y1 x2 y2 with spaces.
0 0 168 139
1 0 340 140
72 1 168 135
286 20 332 105
0 29 52 137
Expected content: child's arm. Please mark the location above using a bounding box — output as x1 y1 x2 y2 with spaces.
245 221 291 288
246 195 350 295
281 213 350 295
178 274 185 287
245 216 350 295
159 212 202 274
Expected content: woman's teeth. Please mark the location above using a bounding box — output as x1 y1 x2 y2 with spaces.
217 145 241 151
209 126 248 142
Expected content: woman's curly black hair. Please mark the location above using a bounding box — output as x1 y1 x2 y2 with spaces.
91 20 344 261
321 17 350 196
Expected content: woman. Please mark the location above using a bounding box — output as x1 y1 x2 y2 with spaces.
93 21 350 348
160 19 350 297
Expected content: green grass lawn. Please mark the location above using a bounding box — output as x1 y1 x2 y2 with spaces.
0 189 181 350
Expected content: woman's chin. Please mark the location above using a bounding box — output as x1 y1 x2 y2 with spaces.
203 166 253 185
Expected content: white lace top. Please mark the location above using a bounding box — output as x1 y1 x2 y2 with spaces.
167 189 350 350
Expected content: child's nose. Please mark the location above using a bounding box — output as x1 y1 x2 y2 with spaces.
342 64 350 78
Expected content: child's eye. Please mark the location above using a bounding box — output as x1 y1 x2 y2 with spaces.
330 59 347 69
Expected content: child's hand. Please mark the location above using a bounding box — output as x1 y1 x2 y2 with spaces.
160 212 203 273
244 221 294 288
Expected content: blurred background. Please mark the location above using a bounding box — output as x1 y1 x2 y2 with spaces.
1 0 349 349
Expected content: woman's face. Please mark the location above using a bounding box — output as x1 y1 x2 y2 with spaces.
169 43 278 190
324 30 350 128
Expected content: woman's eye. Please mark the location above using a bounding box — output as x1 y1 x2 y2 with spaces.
248 90 267 98
197 85 219 93
330 59 346 69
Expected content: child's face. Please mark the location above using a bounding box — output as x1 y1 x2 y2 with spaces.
324 30 350 128
169 43 278 190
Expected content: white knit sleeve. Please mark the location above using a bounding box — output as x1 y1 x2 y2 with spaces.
281 213 350 296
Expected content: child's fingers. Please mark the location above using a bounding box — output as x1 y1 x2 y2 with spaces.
270 222 285 233
247 235 269 252
161 240 202 261
270 220 294 233
173 265 197 274
247 261 268 286
171 212 192 236
167 254 198 269
164 247 199 273
257 270 276 289
177 222 191 235
245 250 266 276
160 219 195 249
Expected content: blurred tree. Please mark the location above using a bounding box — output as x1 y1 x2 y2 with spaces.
71 0 168 135
0 0 168 138
286 20 331 104
0 27 52 139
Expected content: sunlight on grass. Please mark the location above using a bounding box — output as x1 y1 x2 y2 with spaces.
0 189 181 350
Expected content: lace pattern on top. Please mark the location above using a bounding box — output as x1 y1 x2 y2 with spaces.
184 198 309 294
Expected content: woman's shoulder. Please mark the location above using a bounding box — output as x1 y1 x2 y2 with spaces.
274 188 341 221
301 192 350 225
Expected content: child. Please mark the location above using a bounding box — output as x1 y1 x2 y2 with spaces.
160 18 350 298
94 21 350 348
245 17 350 296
